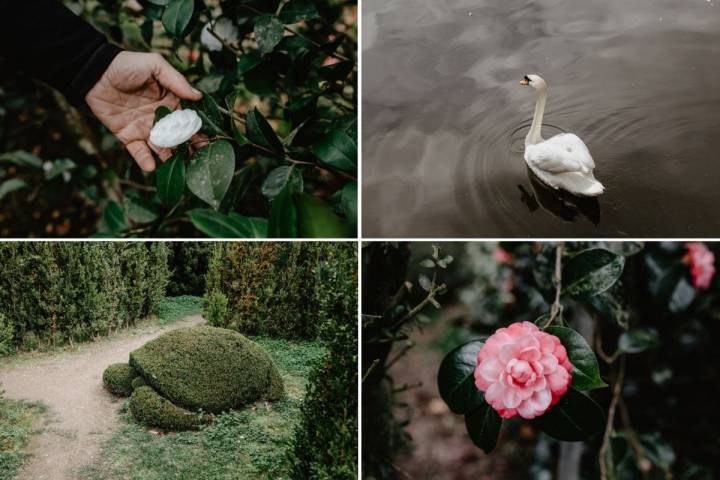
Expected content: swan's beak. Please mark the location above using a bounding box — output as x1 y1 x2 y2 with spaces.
519 78 530 86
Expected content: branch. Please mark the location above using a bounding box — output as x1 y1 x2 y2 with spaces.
391 281 445 332
599 357 626 480
542 242 565 329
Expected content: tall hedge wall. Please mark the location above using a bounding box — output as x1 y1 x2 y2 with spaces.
166 242 213 296
0 243 170 349
205 242 356 339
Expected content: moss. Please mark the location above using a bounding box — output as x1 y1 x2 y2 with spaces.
129 326 283 413
129 387 206 431
131 376 147 390
103 363 137 397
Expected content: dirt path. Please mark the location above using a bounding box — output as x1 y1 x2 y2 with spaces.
0 315 205 480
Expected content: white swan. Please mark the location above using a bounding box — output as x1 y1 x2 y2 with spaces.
520 74 604 197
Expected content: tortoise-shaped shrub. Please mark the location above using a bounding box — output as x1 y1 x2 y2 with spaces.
103 326 283 430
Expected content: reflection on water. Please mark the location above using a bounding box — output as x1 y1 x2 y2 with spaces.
362 0 720 237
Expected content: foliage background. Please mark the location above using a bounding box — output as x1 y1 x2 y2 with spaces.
0 0 356 238
362 241 720 480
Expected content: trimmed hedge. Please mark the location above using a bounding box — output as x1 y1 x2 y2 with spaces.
129 386 206 431
0 243 170 348
129 326 283 413
166 242 213 296
290 244 358 479
204 242 356 340
102 363 137 397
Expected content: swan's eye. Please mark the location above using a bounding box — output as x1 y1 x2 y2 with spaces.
524 75 532 83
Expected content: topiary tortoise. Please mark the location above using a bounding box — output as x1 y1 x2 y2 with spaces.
102 325 284 430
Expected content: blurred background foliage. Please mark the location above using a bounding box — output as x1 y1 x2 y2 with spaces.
0 0 356 237
362 241 719 480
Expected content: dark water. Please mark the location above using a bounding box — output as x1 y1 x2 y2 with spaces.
362 0 720 237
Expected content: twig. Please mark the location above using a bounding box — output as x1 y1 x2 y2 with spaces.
619 397 652 477
207 25 243 57
542 242 565 329
391 281 446 331
599 357 626 480
217 105 246 125
118 179 156 192
385 342 414 370
362 358 380 383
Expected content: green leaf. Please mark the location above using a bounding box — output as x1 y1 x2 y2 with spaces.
437 339 487 414
254 14 284 56
532 388 605 441
124 196 158 224
44 158 76 180
464 404 502 454
246 107 284 156
162 0 194 38
186 140 235 209
154 105 173 124
268 184 298 238
313 130 357 172
295 193 348 238
104 201 128 233
545 326 606 391
279 0 319 24
618 328 660 354
156 150 186 206
187 209 267 238
333 181 357 224
0 179 28 201
669 277 696 313
563 248 625 299
236 52 263 75
261 165 303 200
319 61 354 82
195 93 227 136
639 433 676 471
0 150 43 168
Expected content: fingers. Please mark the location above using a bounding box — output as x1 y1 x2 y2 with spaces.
126 141 156 172
148 142 173 162
150 53 203 102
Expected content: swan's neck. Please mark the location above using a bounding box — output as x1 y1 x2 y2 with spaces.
526 89 547 145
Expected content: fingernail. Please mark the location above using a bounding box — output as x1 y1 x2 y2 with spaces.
191 88 202 96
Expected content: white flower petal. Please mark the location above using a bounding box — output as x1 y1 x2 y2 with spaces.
149 109 203 148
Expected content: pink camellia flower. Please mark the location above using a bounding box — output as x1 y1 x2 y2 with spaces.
474 321 572 419
684 243 716 290
493 247 513 264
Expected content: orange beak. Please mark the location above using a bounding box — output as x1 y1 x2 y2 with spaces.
519 78 529 86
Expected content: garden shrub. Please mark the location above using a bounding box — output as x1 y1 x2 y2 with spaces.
129 326 283 413
0 243 171 347
131 376 147 390
166 242 213 296
129 386 206 431
204 291 229 328
290 243 358 479
102 363 137 397
204 242 356 339
0 313 14 356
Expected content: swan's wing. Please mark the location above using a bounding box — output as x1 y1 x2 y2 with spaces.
546 133 595 170
525 141 585 174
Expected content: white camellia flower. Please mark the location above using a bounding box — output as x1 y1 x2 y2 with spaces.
149 109 203 148
200 18 240 52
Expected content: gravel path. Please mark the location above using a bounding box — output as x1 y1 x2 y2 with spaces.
0 315 204 480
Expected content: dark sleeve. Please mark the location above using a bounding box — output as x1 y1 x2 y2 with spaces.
0 0 123 105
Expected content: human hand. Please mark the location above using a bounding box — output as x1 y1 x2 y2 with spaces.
85 51 202 172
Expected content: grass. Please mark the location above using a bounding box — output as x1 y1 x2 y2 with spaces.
156 296 203 325
0 397 46 480
80 337 326 480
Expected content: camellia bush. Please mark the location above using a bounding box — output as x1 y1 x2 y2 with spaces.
0 0 356 237
364 241 720 479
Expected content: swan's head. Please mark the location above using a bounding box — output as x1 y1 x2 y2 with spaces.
520 74 547 91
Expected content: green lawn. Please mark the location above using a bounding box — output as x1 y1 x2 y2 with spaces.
0 397 46 480
156 296 204 325
79 337 326 480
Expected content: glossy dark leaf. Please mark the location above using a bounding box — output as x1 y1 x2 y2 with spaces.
437 339 487 414
465 404 502 454
156 150 186 206
246 107 284 156
669 277 696 313
295 193 348 238
187 209 267 238
563 248 625 299
618 328 660 354
0 179 28 201
236 52 263 75
104 201 127 233
313 130 357 172
279 0 319 24
532 388 605 441
0 150 43 168
186 140 235 209
319 61 354 82
162 0 194 38
195 93 227 136
254 14 284 56
335 181 357 224
545 326 606 391
268 184 298 238
124 196 158 224
261 165 303 200
154 106 173 124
